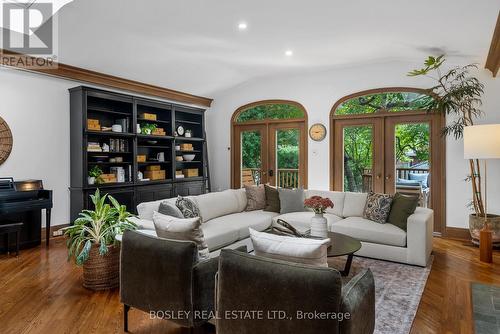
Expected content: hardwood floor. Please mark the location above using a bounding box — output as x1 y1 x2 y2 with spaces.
0 237 498 334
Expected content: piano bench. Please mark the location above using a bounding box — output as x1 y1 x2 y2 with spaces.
0 222 23 256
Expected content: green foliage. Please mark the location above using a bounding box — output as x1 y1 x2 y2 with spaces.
63 189 137 265
395 123 430 163
408 55 484 139
236 104 304 122
336 92 433 115
140 123 157 134
88 166 104 184
343 126 373 192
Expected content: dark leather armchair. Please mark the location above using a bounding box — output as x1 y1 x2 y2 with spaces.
120 230 218 332
216 249 375 334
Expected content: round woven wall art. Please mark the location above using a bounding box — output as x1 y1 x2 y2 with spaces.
0 117 13 165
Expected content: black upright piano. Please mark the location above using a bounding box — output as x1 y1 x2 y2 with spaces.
0 178 53 251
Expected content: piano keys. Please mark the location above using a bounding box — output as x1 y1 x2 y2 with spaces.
0 178 53 251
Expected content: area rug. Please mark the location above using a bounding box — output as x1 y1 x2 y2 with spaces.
327 256 433 334
471 282 500 334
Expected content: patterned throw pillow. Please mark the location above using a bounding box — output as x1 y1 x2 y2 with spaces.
363 192 393 224
244 184 266 211
175 196 200 218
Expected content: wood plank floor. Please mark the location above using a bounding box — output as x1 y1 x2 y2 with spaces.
0 237 498 334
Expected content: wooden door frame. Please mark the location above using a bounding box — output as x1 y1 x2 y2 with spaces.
230 100 308 189
329 88 446 235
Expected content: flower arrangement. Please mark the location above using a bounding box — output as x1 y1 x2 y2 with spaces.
304 196 334 214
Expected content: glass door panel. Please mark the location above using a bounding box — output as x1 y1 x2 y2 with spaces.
276 128 300 188
343 125 374 192
386 120 431 208
268 123 305 188
233 124 267 188
241 130 263 186
333 119 383 193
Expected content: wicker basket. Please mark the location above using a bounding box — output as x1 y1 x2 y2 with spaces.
82 244 120 291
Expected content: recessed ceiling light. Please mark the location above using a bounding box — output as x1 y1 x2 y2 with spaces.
238 22 248 30
285 50 293 57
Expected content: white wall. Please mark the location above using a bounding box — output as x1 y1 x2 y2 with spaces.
206 60 500 229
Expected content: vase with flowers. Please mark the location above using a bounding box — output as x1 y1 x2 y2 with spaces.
304 196 334 237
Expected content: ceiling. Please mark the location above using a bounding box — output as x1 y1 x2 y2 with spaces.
32 0 500 96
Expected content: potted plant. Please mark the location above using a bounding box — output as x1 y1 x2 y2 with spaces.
64 189 137 290
88 165 103 185
140 123 157 135
408 55 499 244
304 196 334 238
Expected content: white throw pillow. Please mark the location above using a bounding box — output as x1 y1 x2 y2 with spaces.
342 192 368 217
153 211 209 260
195 190 241 223
249 228 331 267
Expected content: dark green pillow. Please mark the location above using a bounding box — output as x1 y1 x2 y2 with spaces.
387 193 419 231
264 184 281 213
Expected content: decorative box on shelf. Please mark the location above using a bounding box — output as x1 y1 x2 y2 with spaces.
175 170 185 179
137 155 146 162
87 119 101 131
183 168 199 178
152 128 166 136
100 173 117 183
180 143 193 151
144 170 166 180
140 113 157 121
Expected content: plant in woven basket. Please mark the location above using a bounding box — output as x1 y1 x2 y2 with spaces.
64 189 137 265
304 196 334 214
64 189 136 290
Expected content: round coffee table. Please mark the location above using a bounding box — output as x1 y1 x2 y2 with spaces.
325 232 361 276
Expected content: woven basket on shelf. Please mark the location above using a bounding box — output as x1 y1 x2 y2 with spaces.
82 244 120 291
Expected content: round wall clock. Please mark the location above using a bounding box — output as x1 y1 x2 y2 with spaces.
309 123 327 141
176 125 185 136
0 117 12 165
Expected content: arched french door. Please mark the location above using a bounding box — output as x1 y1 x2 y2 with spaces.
231 100 308 189
330 88 445 234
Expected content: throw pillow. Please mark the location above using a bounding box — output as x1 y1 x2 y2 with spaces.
175 196 200 218
278 188 305 214
264 184 281 212
387 192 419 231
249 228 331 267
397 178 422 187
158 201 184 218
409 173 429 188
244 184 266 211
153 212 209 260
363 192 393 224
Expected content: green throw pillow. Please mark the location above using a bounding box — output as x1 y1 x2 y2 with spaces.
387 193 419 231
264 184 281 213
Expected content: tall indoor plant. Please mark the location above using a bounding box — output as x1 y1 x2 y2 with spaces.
64 189 137 290
408 56 499 244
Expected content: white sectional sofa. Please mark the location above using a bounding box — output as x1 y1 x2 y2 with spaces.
130 188 433 267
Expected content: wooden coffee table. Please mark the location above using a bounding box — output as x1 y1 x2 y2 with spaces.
325 232 361 276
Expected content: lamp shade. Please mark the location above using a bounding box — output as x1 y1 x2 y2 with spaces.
464 124 500 159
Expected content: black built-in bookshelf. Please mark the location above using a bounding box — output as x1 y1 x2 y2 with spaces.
69 86 208 221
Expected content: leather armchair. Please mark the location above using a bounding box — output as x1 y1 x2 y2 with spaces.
120 230 218 332
216 249 375 334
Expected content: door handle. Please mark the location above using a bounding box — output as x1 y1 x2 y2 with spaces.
385 175 391 180
269 169 274 177
376 174 381 180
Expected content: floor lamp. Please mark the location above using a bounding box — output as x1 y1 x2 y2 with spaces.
464 124 500 263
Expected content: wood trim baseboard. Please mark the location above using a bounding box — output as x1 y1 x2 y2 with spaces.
0 49 213 107
486 12 500 77
444 227 471 241
41 224 69 241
